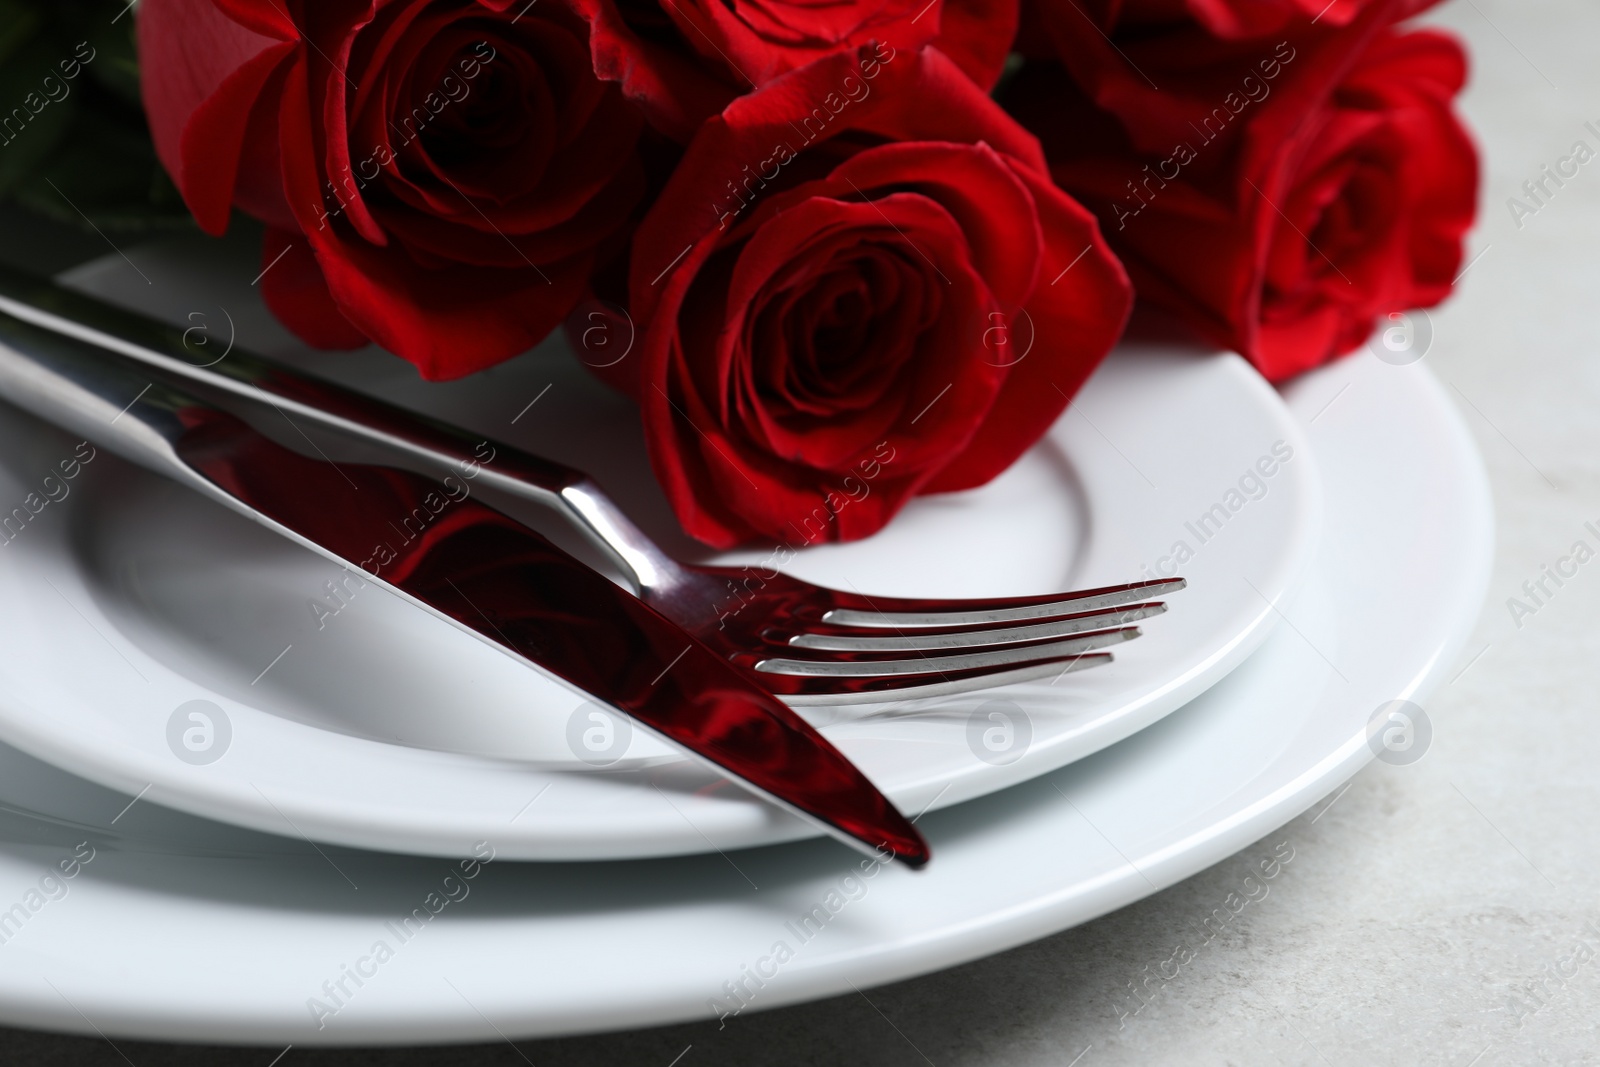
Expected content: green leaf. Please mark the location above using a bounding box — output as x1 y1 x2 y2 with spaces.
0 41 79 197
991 52 1026 101
0 1 190 234
11 105 191 232
85 7 143 108
0 1 42 67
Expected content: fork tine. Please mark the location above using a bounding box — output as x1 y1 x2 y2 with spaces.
755 626 1139 677
774 652 1116 706
819 578 1185 629
788 602 1166 652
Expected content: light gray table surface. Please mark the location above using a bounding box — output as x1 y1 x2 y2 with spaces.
2 0 1595 1063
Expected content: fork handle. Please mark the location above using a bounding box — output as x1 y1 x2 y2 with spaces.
0 265 676 593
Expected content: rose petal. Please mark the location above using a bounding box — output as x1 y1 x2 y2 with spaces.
925 163 1131 491
257 227 371 350
138 0 297 234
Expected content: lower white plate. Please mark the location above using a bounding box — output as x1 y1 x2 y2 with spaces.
0 347 1489 1044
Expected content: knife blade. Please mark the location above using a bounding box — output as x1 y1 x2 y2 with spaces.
0 302 930 868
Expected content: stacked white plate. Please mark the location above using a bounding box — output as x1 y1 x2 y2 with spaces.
0 233 1490 1044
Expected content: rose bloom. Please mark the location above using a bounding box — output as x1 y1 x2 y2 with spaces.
595 45 1132 547
571 0 1018 140
1006 4 1477 379
139 0 646 378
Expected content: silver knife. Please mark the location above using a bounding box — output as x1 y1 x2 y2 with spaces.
0 299 931 867
0 265 661 592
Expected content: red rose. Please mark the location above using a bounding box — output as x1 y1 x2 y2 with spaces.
1008 12 1477 379
602 46 1131 547
139 0 646 378
571 0 1017 141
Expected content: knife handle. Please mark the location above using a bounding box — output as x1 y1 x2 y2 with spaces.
0 291 206 493
0 265 678 594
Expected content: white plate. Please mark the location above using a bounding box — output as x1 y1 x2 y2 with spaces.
0 347 1489 1044
0 235 1320 860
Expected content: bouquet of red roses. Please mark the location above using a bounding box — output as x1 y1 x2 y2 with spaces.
134 0 1477 547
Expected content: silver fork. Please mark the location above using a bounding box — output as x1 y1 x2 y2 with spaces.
0 268 1184 704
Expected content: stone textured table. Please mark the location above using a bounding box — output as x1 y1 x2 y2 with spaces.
4 0 1596 1062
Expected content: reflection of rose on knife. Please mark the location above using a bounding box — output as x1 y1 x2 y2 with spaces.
352 442 496 580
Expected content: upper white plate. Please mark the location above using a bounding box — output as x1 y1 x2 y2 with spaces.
0 343 1489 1045
0 235 1317 860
